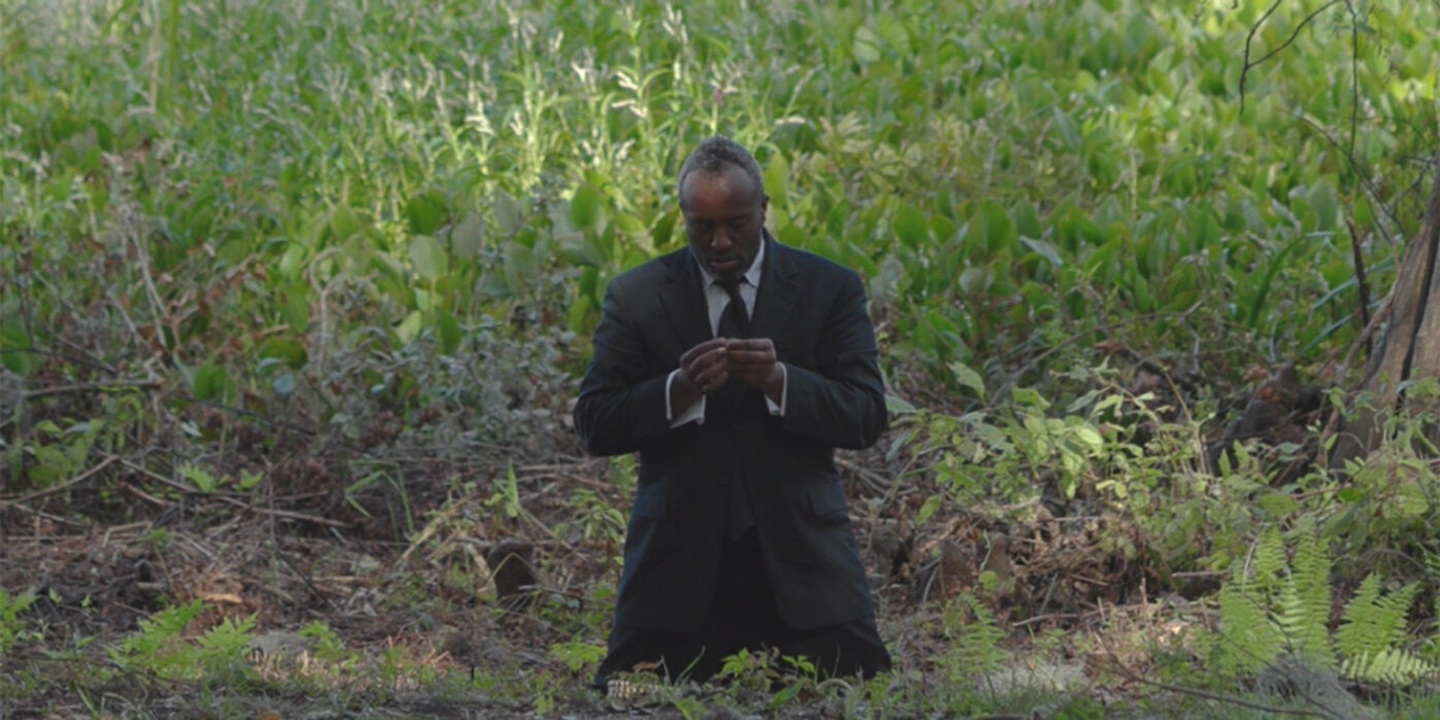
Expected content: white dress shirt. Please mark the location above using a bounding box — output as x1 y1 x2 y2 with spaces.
666 242 788 426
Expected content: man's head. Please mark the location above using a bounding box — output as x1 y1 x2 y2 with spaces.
677 136 769 282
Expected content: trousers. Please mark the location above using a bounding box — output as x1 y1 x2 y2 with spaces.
593 527 890 687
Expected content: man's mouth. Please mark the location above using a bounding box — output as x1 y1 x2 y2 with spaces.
709 258 740 274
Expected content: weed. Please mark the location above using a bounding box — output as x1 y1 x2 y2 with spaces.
0 589 36 658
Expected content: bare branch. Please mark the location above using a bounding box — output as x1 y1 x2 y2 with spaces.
1240 0 1345 114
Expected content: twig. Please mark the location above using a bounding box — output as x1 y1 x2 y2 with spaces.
22 380 160 400
0 347 117 376
1290 113 1401 248
1346 217 1372 358
0 503 90 529
172 393 317 437
119 457 354 529
0 454 119 505
211 494 354 529
1239 0 1345 115
125 206 172 352
118 458 194 495
120 481 171 508
1010 612 1086 627
1100 636 1329 718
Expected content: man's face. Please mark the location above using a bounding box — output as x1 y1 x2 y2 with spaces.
680 166 767 282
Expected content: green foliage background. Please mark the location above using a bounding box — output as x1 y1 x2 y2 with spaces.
4 0 1436 398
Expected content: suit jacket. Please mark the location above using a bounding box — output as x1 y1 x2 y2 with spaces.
573 235 888 632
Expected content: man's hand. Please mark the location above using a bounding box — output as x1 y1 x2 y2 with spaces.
679 338 730 395
726 338 784 403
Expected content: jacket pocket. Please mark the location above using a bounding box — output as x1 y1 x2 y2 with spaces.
807 482 849 519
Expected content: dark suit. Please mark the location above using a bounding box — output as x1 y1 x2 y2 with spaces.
574 234 888 680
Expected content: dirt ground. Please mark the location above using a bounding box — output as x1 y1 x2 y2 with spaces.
0 361 1251 718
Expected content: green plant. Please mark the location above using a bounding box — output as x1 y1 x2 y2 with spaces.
1211 529 1435 686
0 589 37 658
108 601 257 682
940 593 1009 690
548 638 606 675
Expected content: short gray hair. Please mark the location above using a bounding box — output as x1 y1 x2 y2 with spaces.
677 136 765 207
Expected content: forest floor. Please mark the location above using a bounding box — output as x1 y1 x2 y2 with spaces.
0 363 1350 718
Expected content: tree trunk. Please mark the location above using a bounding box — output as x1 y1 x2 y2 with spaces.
1329 165 1440 470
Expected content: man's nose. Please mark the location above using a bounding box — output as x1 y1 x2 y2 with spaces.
711 227 732 251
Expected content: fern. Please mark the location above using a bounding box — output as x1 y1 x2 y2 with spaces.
196 613 256 674
1279 535 1332 668
1333 576 1431 684
108 601 258 681
1214 575 1282 676
942 593 1008 684
1249 528 1287 594
0 589 37 657
1213 534 1435 687
110 600 205 669
1342 647 1434 686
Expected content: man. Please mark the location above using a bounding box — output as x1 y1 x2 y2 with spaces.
573 136 891 690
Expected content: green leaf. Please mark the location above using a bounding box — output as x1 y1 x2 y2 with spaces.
409 235 448 282
1308 179 1338 233
570 183 605 232
1012 200 1042 241
406 189 448 236
257 337 308 369
450 213 486 261
916 494 942 526
282 282 310 333
885 393 918 415
328 205 362 243
959 265 993 296
1019 237 1064 268
493 190 523 236
852 25 881 65
0 318 34 376
1011 387 1049 411
978 200 1017 253
436 308 463 355
1257 491 1300 517
502 240 539 295
764 152 790 207
395 310 424 344
192 363 230 401
892 203 929 249
949 362 987 400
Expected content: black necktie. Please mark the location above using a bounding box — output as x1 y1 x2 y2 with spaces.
714 278 754 539
713 279 750 405
715 279 749 339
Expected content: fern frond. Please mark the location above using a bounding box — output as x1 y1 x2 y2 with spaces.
1214 582 1282 677
942 594 1008 683
1335 574 1420 665
1341 648 1435 685
1281 535 1333 668
1250 528 1287 594
1277 585 1333 670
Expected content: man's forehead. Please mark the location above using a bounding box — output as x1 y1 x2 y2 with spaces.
682 166 761 203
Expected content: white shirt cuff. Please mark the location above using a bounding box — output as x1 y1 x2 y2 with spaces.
766 363 787 416
666 369 706 427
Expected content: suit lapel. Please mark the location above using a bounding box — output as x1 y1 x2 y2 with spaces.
657 249 713 351
748 236 800 342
